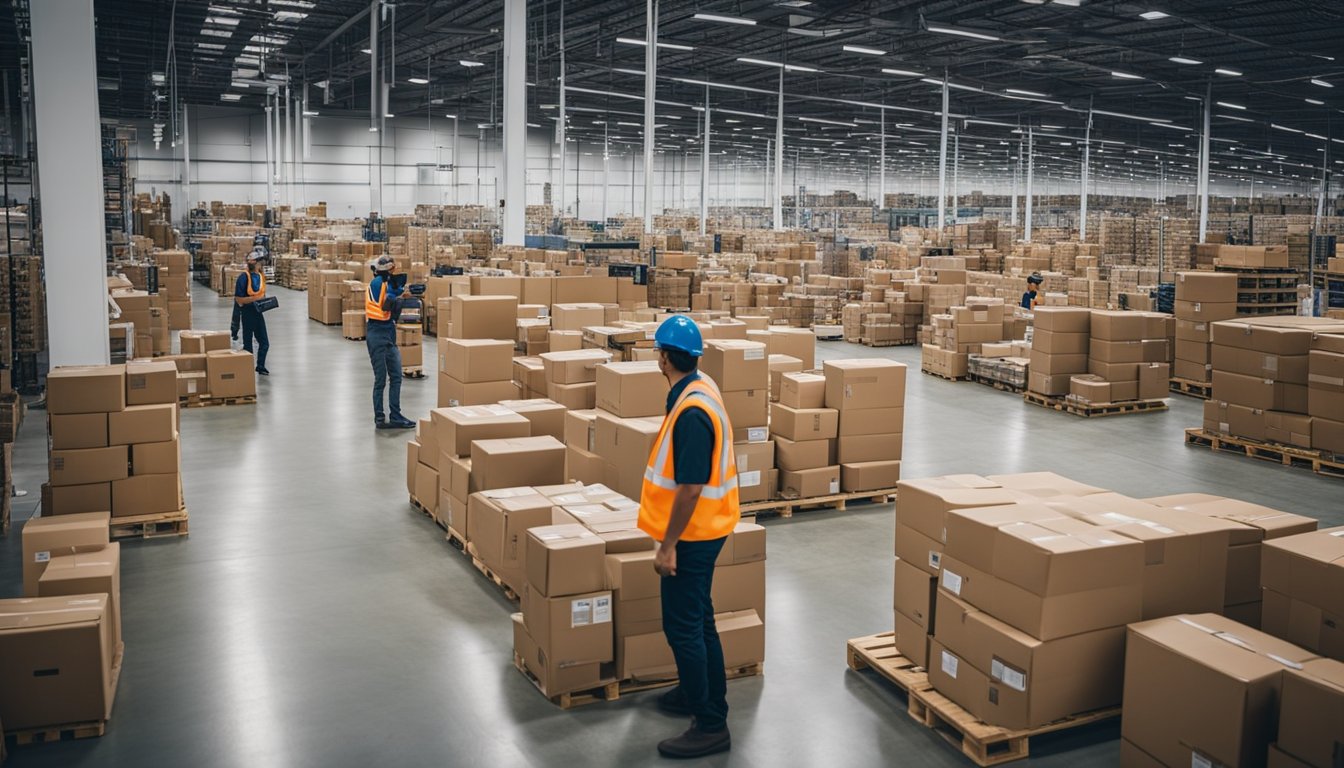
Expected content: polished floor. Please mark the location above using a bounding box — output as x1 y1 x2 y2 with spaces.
2 283 1341 768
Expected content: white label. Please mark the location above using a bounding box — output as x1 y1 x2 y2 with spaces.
1191 753 1212 768
747 427 768 442
187 380 198 394
991 659 1028 692
828 479 840 494
1330 531 1344 538
941 569 963 596
571 598 593 627
743 347 765 361
1267 653 1304 670
941 651 959 678
740 470 761 488
34 551 50 563
593 595 612 625
928 551 942 571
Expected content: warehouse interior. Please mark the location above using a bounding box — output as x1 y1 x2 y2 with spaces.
0 1 1342 767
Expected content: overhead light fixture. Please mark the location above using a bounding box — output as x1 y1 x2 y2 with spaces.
302 109 319 116
1216 114 1253 122
220 93 243 101
205 15 240 26
1147 121 1192 131
1216 101 1246 110
1311 78 1334 88
842 45 886 56
693 12 756 25
1168 56 1202 65
369 127 379 132
201 28 233 38
799 116 856 127
384 113 394 118
1306 98 1325 105
616 37 695 51
274 10 308 21
408 77 429 84
459 60 484 68
1140 10 1169 19
926 25 1001 42
361 48 373 54
1111 71 1144 80
736 57 819 73
1214 68 1242 76
1271 123 1303 134
1005 88 1050 97
881 68 923 77
444 113 457 119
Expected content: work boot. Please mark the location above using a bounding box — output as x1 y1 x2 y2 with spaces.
256 367 270 376
375 417 395 430
657 721 730 759
657 687 693 716
389 415 415 429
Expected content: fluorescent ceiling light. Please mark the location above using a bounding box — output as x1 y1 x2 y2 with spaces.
274 10 308 21
693 12 756 25
205 15 240 26
920 78 942 86
369 127 379 132
926 25 1000 42
1216 101 1246 110
842 45 886 56
444 113 457 119
1140 10 1169 19
1271 123 1303 133
1215 114 1253 122
1005 88 1050 97
616 37 695 51
1111 71 1144 80
613 68 646 76
1311 78 1334 88
459 60 484 68
196 42 226 51
230 81 251 89
1214 68 1242 76
384 113 394 118
799 116 856 127
408 77 429 84
1305 98 1325 105
361 48 372 54
736 57 819 73
201 28 233 38
1169 56 1202 65
1147 121 1192 131
301 109 319 116
881 68 923 77
220 94 242 101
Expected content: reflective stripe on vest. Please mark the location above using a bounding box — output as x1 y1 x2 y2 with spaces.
366 279 391 321
637 376 740 542
245 271 265 298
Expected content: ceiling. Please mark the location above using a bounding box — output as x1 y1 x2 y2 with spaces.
3 0 1342 194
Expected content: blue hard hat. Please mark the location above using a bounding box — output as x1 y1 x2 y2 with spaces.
654 314 704 357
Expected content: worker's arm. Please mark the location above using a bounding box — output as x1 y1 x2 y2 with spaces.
654 484 703 576
234 276 258 305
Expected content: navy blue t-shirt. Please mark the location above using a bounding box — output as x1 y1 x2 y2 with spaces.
235 271 263 298
667 372 715 485
368 274 405 324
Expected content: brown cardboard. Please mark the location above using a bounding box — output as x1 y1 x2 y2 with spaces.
896 522 944 576
413 463 439 516
1138 363 1170 400
437 375 517 408
541 349 613 384
711 560 767 618
1030 350 1089 376
838 407 904 438
522 587 614 666
206 351 257 398
895 610 930 668
467 488 556 587
774 436 833 472
439 338 514 382
1265 411 1314 449
762 327 816 369
48 483 112 517
721 388 768 429
497 399 566 442
124 360 178 405
1260 526 1344 657
1032 307 1091 334
49 413 109 450
1031 330 1089 355
943 502 1066 574
471 436 566 493
1262 589 1343 661
986 472 1106 497
50 446 129 487
131 439 180 476
1213 370 1308 412
780 466 840 498
1203 399 1269 441
525 524 607 597
38 543 122 652
1122 614 1319 768
716 521 768 566
1213 345 1310 383
701 340 769 392
21 512 110 596
1315 417 1344 454
47 366 126 414
894 556 937 628
432 405 531 458
841 460 901 492
895 475 1018 545
111 473 181 517
717 609 766 669
1069 376 1111 403
1277 658 1344 768
448 295 518 339
0 594 114 730
768 404 838 442
836 433 902 463
618 631 678 681
107 403 177 446
595 361 668 417
779 372 826 409
1028 371 1074 396
1175 271 1238 303
823 359 907 411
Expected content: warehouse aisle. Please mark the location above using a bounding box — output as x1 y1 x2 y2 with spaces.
1 284 1340 767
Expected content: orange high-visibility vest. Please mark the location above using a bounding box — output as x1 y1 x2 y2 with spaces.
637 376 740 542
243 271 265 297
366 278 391 321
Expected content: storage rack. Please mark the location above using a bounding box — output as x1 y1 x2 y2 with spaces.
101 125 133 261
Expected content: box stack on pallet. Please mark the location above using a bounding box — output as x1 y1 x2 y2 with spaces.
921 299 1022 381
1171 272 1238 397
307 269 355 325
1026 308 1170 416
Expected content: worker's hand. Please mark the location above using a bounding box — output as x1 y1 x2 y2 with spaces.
654 544 677 577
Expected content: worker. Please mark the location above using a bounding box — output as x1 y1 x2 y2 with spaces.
366 255 414 430
638 314 740 759
231 245 267 343
1021 272 1044 310
233 251 270 375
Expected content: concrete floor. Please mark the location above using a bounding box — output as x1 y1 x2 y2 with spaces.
2 283 1341 768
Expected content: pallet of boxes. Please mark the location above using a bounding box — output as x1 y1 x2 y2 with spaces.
1025 308 1171 417
165 330 257 407
850 471 1328 766
42 362 188 538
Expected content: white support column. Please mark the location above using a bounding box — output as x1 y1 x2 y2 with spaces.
264 103 274 208
30 0 109 366
1080 106 1092 240
369 0 379 134
602 122 609 222
1011 140 1019 228
937 73 949 229
557 0 566 216
1315 142 1329 227
773 68 784 231
878 107 886 210
642 0 658 233
700 94 710 235
1025 124 1035 242
951 128 959 225
182 102 191 215
501 0 526 244
1198 82 1212 243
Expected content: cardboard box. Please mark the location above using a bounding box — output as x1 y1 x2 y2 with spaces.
550 303 606 332
895 475 1018 547
779 372 826 409
841 460 901 492
432 405 531 458
0 594 114 730
112 473 181 517
1033 307 1091 334
768 403 838 442
124 360 178 405
838 407 904 438
1030 350 1089 376
107 403 177 446
894 556 937 629
437 375 517 408
595 361 667 417
780 466 840 498
48 483 112 517
717 609 766 669
774 436 832 472
49 413 109 450
470 436 566 493
525 524 606 597
824 359 907 411
523 586 614 665
1260 526 1344 660
131 439 180 476
1138 363 1170 400
439 338 514 383
711 560 767 618
541 349 613 385
1028 371 1074 397
467 488 555 588
836 433 902 464
38 543 122 651
448 295 518 340
1276 658 1344 768
179 330 231 354
511 612 611 697
47 366 126 414
1315 417 1344 454
701 340 768 392
1213 370 1308 413
1122 614 1318 768
1176 271 1239 303
206 351 257 398
497 399 567 442
50 446 128 487
721 388 768 429
21 512 110 596
895 610 930 669
1031 330 1089 355
763 327 816 369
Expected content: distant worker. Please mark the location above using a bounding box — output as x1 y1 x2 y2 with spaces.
1021 272 1044 310
232 244 268 343
366 255 414 430
639 314 739 759
233 251 270 375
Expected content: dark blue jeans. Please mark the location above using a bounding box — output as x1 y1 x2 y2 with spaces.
240 308 268 368
661 537 729 732
366 320 403 420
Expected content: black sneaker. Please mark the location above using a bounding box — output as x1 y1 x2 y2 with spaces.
657 687 693 716
375 419 395 430
657 722 730 759
256 367 270 376
389 415 416 429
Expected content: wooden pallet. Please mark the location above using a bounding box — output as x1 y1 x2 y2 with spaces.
921 368 968 382
6 719 105 747
402 367 426 379
1168 377 1212 400
1023 390 1168 418
467 542 520 601
181 394 258 408
410 495 467 548
864 339 916 348
1184 428 1344 480
110 508 189 540
515 652 763 710
741 488 897 519
968 373 1024 394
846 633 1119 767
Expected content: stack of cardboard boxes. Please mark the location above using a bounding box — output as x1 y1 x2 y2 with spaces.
921 299 1009 380
1028 307 1091 397
438 339 516 408
827 359 904 493
45 362 184 518
1308 332 1344 456
1259 526 1344 661
1069 310 1171 405
769 367 836 499
154 250 194 331
541 348 612 411
1173 272 1238 383
109 289 170 357
398 323 424 371
307 269 353 325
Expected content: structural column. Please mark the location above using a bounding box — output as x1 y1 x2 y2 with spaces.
1198 82 1212 243
951 129 959 225
1080 106 1091 240
1011 140 1019 228
182 103 191 217
501 0 527 244
30 0 110 366
556 0 566 215
642 0 658 232
773 69 783 231
700 95 710 235
936 73 949 228
877 107 885 211
1025 124 1035 242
